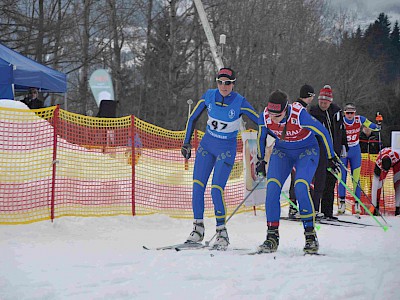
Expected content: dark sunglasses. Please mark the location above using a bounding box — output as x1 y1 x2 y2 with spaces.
216 78 236 86
345 111 355 115
268 112 283 118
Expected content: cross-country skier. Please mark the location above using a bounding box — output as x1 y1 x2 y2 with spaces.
371 147 400 216
256 90 340 254
181 67 259 250
338 103 380 216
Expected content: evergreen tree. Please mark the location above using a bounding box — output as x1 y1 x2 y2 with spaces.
389 21 400 80
364 13 393 82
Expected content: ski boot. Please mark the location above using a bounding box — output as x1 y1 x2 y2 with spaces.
303 227 319 254
212 225 229 251
395 207 400 216
186 220 205 244
354 202 361 218
337 199 346 215
315 211 324 221
371 205 380 216
258 226 279 253
288 205 299 219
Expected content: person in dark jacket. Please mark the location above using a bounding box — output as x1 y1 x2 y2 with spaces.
288 84 315 219
21 87 44 109
309 85 348 220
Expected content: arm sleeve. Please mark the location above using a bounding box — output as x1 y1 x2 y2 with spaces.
183 99 206 144
360 116 379 130
335 111 349 151
256 114 273 160
299 110 336 159
374 164 382 177
240 99 259 124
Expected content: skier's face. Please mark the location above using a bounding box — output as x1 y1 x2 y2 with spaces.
217 76 234 97
344 110 356 120
269 110 286 124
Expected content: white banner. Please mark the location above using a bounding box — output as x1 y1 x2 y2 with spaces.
242 131 291 207
392 131 400 153
242 131 267 206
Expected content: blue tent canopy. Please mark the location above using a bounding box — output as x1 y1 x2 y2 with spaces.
0 57 13 99
0 43 67 97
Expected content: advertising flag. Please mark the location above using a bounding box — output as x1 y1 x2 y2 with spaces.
89 69 114 107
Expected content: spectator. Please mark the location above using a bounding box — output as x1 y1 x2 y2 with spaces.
21 87 44 109
288 84 315 219
309 85 348 220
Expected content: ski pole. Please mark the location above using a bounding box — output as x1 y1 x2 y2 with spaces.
335 154 389 224
328 168 389 231
204 177 264 246
280 191 321 230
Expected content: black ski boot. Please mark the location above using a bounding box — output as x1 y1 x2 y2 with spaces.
304 227 319 254
373 205 380 216
288 205 298 219
258 226 279 253
395 207 400 216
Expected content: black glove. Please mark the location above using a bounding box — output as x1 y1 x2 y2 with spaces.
256 160 267 177
181 143 192 159
328 157 341 175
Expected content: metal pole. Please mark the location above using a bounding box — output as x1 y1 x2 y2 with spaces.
193 0 224 69
187 99 193 119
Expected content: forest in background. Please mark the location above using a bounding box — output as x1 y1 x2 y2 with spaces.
0 0 399 145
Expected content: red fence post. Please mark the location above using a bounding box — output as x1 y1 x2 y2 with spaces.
50 105 60 222
131 115 136 217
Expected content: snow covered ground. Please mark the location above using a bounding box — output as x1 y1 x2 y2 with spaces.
1 208 399 300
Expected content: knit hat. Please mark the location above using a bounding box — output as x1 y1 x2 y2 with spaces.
267 90 288 114
318 85 333 101
344 103 356 112
300 84 315 98
217 67 236 80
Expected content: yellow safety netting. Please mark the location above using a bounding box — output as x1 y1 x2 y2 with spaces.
0 106 396 224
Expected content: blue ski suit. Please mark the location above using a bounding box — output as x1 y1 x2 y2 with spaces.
257 103 336 229
338 115 379 200
184 89 259 225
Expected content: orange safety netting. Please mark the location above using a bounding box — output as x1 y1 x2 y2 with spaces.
0 106 396 225
0 106 246 224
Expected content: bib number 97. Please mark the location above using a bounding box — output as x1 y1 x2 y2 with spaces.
211 120 228 130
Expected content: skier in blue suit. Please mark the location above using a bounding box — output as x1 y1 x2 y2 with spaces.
181 68 259 250
256 90 340 254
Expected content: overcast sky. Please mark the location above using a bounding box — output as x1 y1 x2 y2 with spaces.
331 0 400 29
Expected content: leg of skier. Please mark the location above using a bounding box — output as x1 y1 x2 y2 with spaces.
338 156 349 214
349 147 362 217
258 148 292 253
394 163 400 216
294 145 320 254
288 169 299 219
209 145 236 250
186 144 216 243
